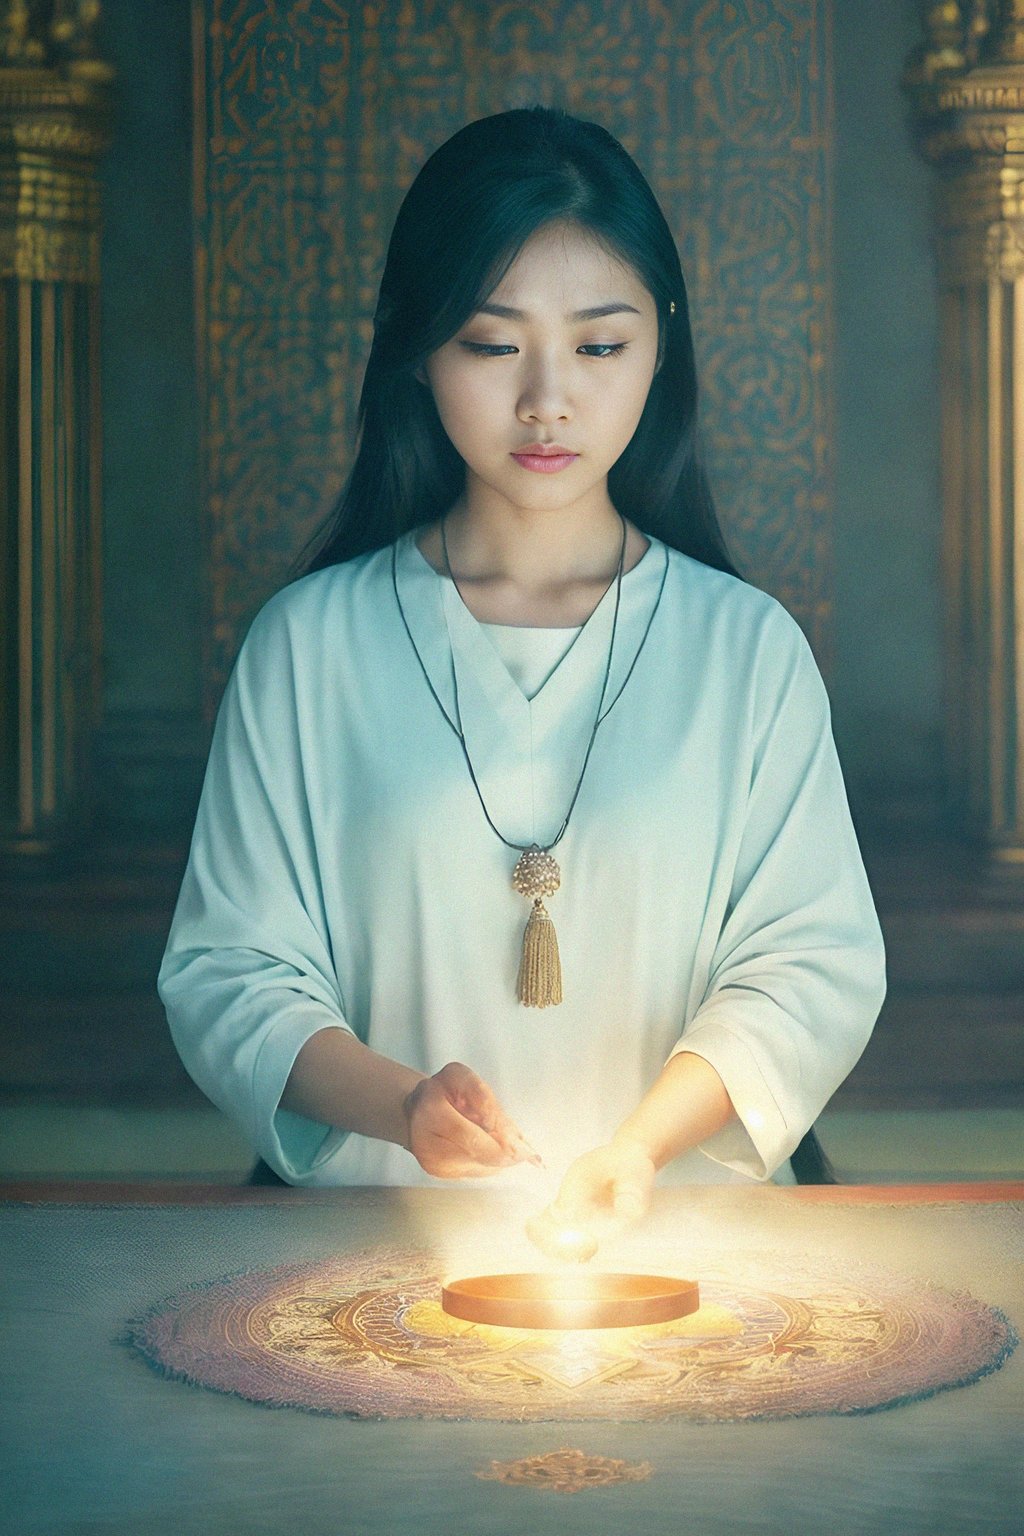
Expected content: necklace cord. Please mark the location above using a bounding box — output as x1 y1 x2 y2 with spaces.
440 511 624 853
390 514 667 853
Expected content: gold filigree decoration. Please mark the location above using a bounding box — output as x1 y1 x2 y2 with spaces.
475 1446 653 1495
0 6 113 283
985 218 1024 279
937 78 1024 107
1 0 112 79
907 1 1024 78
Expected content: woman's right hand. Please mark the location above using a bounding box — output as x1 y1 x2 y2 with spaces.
402 1061 542 1179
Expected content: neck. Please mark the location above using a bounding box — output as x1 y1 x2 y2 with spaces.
440 498 626 593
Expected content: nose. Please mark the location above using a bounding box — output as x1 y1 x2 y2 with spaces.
516 352 572 424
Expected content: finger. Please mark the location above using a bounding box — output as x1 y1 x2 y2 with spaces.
418 1067 504 1145
553 1164 609 1222
507 1130 545 1169
431 1098 513 1168
438 1064 503 1131
418 1144 514 1180
487 1112 544 1167
407 1080 513 1172
439 1067 543 1167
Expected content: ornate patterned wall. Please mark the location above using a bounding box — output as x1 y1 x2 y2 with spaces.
192 0 835 715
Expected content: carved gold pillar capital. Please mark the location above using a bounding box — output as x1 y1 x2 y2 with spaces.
1 2 113 856
904 1 1024 863
0 1 113 284
990 0 1024 61
905 4 971 82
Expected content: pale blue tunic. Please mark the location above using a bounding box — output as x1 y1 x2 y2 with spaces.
157 528 886 1188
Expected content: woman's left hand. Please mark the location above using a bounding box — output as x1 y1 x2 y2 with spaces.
527 1134 656 1261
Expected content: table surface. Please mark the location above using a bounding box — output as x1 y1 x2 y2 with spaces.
2 1180 1022 1536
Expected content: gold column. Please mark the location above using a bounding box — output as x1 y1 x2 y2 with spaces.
0 3 112 856
905 2 1024 864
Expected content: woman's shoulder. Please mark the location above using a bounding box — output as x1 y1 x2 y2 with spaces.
239 544 393 649
659 548 827 725
662 543 808 653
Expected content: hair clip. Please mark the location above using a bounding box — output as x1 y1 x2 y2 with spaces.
669 301 676 315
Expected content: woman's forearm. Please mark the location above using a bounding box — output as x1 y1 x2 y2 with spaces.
278 1026 428 1149
612 1050 736 1170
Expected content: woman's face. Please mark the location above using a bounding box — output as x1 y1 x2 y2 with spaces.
421 221 661 519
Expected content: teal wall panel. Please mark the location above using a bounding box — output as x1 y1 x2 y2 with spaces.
831 3 943 808
97 0 202 720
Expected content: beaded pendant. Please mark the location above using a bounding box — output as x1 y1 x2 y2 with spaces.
511 846 563 1008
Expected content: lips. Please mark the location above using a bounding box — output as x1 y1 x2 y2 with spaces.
511 444 580 474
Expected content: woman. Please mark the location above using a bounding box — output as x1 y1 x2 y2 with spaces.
158 107 885 1241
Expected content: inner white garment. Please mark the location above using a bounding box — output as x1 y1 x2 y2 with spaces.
479 620 583 701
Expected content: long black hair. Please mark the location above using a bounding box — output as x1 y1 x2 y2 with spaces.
295 105 740 580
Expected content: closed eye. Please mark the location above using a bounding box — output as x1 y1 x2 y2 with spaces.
460 342 629 358
459 343 516 357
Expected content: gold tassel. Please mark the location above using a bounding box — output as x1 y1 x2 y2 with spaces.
517 898 563 1008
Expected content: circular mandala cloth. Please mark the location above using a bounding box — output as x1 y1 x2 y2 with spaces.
124 1246 1017 1422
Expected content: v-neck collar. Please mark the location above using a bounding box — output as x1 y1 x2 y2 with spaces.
479 621 583 704
395 525 666 732
392 527 668 846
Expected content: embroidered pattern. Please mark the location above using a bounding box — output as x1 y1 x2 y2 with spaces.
476 1447 653 1494
125 1245 1017 1422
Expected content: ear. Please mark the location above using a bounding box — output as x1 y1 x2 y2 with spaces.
414 363 429 387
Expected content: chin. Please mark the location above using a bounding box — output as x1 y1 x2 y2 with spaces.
500 476 606 509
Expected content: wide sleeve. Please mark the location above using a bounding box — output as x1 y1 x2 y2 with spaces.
157 590 355 1183
670 603 887 1180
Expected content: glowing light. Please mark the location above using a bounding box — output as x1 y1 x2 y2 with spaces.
441 1271 700 1330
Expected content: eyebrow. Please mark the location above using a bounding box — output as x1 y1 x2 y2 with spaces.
473 301 642 322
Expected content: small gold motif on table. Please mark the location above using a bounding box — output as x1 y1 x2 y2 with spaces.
476 1446 653 1494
